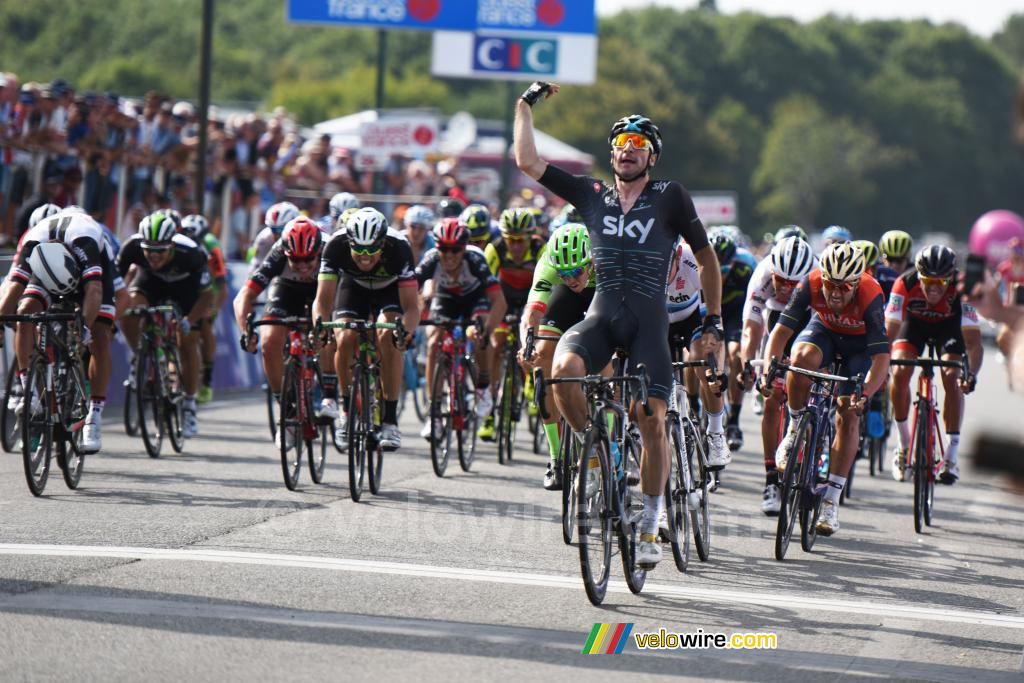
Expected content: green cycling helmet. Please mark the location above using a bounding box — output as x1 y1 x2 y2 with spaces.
499 208 536 236
548 223 591 270
854 240 881 268
879 229 913 260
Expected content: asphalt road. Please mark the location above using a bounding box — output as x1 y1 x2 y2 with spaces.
0 348 1022 681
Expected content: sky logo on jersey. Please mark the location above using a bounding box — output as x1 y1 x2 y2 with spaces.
601 216 654 244
472 35 557 75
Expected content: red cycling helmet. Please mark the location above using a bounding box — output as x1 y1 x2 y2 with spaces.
434 216 468 247
282 216 323 259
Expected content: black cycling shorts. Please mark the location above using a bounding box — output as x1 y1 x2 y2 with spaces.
265 278 317 320
893 316 966 357
334 281 402 321
540 285 594 335
557 299 672 402
129 269 202 318
723 306 742 344
668 313 703 356
430 289 490 322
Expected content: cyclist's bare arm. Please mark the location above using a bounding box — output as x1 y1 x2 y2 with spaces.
82 280 102 326
885 318 901 341
740 318 763 364
514 85 560 181
694 245 722 319
313 277 337 325
0 280 24 315
964 327 984 374
187 287 214 328
233 285 257 331
484 287 508 335
398 284 420 336
863 352 891 399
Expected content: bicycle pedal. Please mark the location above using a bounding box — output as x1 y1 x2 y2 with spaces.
636 560 657 571
707 464 726 472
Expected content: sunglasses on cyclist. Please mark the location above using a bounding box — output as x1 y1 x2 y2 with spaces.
822 278 856 293
141 243 172 253
557 266 586 280
610 132 653 151
772 275 800 289
438 245 464 255
503 234 529 242
286 253 318 264
919 275 951 288
350 245 382 256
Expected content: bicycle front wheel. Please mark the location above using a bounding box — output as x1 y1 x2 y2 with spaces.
57 361 89 490
2 363 23 452
496 359 519 465
685 420 711 562
347 367 368 501
165 345 185 454
775 414 810 561
367 372 384 495
21 356 53 496
264 382 277 440
577 429 613 606
279 361 302 490
430 357 453 477
667 418 691 572
136 344 165 458
122 375 138 437
457 358 478 473
619 431 647 594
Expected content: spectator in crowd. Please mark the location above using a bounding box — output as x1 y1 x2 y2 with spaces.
13 161 64 237
327 145 363 193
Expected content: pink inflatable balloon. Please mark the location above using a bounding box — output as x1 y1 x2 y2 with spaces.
969 210 1024 267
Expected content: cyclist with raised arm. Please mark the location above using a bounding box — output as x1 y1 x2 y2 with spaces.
709 232 754 451
181 214 228 404
1 207 117 453
740 235 816 515
886 245 983 484
117 211 214 438
765 242 890 536
415 218 507 439
514 82 723 569
519 222 596 489
235 217 335 446
477 208 546 441
313 207 419 451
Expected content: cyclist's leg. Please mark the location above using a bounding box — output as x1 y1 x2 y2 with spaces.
828 341 873 500
333 280 374 404
552 310 613 432
84 277 116 441
890 321 924 455
723 310 745 436
373 284 405 431
539 285 592 458
173 287 204 397
939 324 969 475
15 282 47 385
119 270 156 351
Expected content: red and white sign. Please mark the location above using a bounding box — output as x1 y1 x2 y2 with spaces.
358 115 440 169
691 193 738 226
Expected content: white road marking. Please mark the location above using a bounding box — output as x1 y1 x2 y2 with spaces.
1 543 1023 630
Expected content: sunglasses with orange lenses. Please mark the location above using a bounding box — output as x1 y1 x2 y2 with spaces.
919 275 951 288
611 132 653 151
822 278 855 293
773 274 800 289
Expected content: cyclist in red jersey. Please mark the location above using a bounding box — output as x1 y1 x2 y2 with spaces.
764 242 891 536
886 245 982 484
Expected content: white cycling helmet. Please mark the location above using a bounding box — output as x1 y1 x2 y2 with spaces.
404 204 435 228
771 236 814 280
139 211 179 245
264 201 300 233
347 207 388 249
29 203 62 229
181 214 209 240
819 242 866 283
28 242 81 296
329 192 360 218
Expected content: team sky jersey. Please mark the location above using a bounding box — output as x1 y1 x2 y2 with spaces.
537 164 709 304
873 264 900 299
525 236 596 315
11 211 105 286
722 255 754 313
415 245 499 299
116 233 212 289
743 256 820 326
319 227 416 291
484 235 547 295
780 270 889 354
666 243 701 323
885 270 980 329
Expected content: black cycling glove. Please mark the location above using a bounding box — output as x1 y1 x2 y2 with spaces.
702 314 725 341
520 81 552 107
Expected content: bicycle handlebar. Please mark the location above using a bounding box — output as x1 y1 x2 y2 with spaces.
124 304 178 318
534 365 652 420
0 312 79 324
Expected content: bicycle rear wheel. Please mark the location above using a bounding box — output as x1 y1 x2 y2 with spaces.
367 372 384 495
496 359 518 465
136 344 165 458
666 418 691 572
560 420 577 545
685 420 711 561
429 357 453 477
165 345 185 454
619 432 647 594
775 415 810 561
799 424 825 553
57 361 88 490
577 428 613 605
21 356 52 496
279 361 302 491
122 376 139 437
2 363 22 452
309 370 328 485
347 368 368 501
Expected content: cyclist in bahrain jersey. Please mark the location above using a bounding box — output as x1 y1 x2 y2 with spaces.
514 81 724 570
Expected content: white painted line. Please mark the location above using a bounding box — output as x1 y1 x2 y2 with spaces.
1 543 1022 630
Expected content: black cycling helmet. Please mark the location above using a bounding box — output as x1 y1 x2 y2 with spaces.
437 197 466 218
915 244 956 279
608 114 662 156
710 233 737 266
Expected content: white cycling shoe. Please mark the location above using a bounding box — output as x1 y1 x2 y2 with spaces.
775 429 799 473
82 420 102 454
636 533 662 569
761 483 781 515
706 430 731 468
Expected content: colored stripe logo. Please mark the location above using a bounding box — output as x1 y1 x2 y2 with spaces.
582 622 634 654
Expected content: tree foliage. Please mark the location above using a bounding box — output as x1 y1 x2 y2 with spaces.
1 0 1022 236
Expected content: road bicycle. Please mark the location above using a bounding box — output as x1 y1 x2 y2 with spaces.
1 334 23 453
891 344 970 533
536 363 651 606
0 304 90 495
125 305 185 459
494 313 525 465
421 318 482 476
763 358 862 561
320 318 403 501
247 315 329 491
